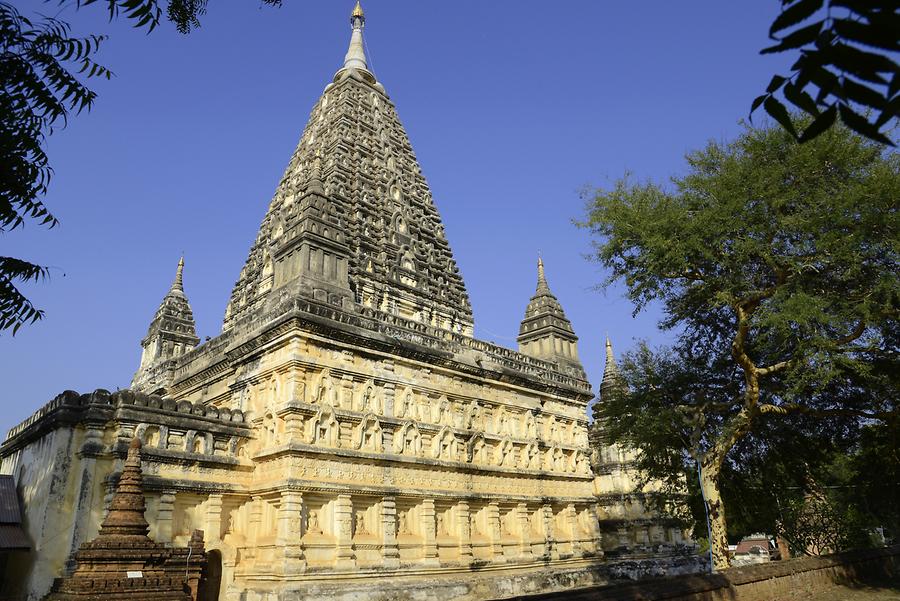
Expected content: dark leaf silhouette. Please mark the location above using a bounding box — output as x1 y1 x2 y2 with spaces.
764 96 797 137
752 0 898 145
769 0 824 36
798 105 836 141
838 104 894 145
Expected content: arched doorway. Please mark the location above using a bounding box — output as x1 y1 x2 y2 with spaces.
198 549 222 601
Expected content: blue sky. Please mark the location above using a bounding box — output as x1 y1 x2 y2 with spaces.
1 1 790 436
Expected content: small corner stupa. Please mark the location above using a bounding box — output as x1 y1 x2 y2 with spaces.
518 257 584 375
132 257 200 394
45 438 206 600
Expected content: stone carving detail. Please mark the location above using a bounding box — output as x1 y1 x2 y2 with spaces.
355 413 383 451
355 512 367 535
307 510 322 535
494 405 511 436
395 387 414 419
394 421 422 456
398 510 412 535
466 432 488 464
464 400 483 430
524 410 538 439
432 426 458 460
357 380 382 413
266 373 280 410
262 412 279 446
313 368 339 406
545 445 565 472
435 395 453 426
522 441 541 470
495 437 515 467
309 404 341 447
545 414 559 443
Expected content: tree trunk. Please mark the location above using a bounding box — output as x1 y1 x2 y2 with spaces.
700 459 731 571
776 536 791 560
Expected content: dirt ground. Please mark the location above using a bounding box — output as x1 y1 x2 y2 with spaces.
795 582 900 600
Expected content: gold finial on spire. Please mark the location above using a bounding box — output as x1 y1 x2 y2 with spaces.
342 0 368 72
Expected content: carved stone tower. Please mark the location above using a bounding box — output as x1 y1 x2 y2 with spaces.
221 1 473 336
518 258 583 374
132 257 199 393
590 335 624 471
600 335 623 399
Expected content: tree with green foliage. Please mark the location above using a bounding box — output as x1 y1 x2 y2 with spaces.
581 121 899 569
705 408 897 556
0 0 280 334
751 0 898 145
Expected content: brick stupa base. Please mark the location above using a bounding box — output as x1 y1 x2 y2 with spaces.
44 438 206 600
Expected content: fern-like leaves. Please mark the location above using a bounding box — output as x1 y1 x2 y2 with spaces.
751 0 899 145
0 2 111 333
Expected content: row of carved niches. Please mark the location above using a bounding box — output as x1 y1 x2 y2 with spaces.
111 389 252 459
599 521 692 551
3 388 247 445
238 368 589 446
259 404 591 474
126 422 248 458
158 491 601 569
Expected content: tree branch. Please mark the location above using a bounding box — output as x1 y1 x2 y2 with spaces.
757 360 792 377
731 304 758 375
833 320 866 346
758 403 896 421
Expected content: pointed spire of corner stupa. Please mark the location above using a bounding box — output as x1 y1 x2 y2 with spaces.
536 256 550 293
352 0 364 20
601 335 624 398
605 334 616 369
170 256 185 295
343 1 368 72
518 258 583 372
132 256 200 391
97 437 150 539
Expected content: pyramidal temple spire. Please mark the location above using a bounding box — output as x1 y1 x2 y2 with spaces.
605 334 616 368
97 438 150 539
223 2 473 337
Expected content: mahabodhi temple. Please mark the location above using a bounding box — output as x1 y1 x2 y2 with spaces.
0 4 701 599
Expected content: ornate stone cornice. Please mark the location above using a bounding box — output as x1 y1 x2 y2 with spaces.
170 295 592 403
